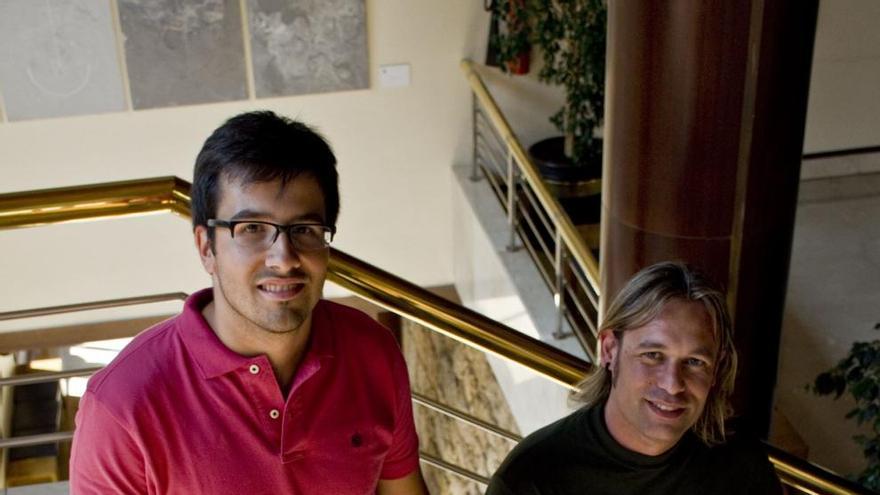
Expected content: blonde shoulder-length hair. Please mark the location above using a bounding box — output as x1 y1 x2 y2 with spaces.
571 261 738 446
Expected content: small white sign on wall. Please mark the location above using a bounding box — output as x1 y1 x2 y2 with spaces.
378 64 411 88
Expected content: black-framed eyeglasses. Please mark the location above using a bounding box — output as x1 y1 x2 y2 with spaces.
207 219 335 252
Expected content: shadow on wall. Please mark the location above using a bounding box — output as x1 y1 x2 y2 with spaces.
776 309 871 477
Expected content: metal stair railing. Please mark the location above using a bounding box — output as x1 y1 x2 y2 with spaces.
461 58 601 359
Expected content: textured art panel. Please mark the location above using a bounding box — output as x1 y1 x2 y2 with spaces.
0 0 126 121
118 0 247 109
247 0 369 97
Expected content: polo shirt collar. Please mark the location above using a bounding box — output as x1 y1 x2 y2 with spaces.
178 289 335 380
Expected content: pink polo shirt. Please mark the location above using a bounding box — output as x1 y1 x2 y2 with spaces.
70 289 420 494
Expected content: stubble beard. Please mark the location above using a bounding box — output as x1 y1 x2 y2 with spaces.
215 271 309 335
608 354 693 449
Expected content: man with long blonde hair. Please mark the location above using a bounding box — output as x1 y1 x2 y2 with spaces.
487 261 781 494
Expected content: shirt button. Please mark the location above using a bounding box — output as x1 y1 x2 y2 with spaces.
249 364 260 375
269 409 280 420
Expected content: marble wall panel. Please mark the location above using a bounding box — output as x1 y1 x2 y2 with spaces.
247 0 369 97
402 319 519 494
118 0 247 109
0 0 126 121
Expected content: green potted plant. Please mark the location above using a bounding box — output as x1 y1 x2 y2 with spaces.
811 322 880 491
490 0 607 241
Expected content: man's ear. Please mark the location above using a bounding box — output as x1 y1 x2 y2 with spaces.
194 225 215 275
598 329 621 370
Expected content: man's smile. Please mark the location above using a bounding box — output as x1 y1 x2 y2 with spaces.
257 280 306 301
645 398 686 419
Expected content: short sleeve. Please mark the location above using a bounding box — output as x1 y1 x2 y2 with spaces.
70 391 147 494
379 349 420 480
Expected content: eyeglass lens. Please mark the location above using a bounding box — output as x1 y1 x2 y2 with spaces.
232 222 331 251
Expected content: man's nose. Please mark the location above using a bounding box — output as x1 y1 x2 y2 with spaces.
656 362 686 395
265 232 302 271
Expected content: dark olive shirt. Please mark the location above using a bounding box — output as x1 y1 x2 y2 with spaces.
487 404 783 495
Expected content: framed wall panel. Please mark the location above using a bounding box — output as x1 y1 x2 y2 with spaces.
0 0 126 121
118 0 248 109
247 0 369 98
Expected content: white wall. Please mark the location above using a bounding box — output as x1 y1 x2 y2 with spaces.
803 0 880 153
0 0 488 313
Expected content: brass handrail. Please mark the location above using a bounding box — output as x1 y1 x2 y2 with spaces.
0 178 866 494
0 176 191 230
459 59 601 297
765 444 874 495
328 248 590 387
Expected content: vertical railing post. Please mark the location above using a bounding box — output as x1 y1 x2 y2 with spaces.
553 229 571 339
470 93 482 182
505 149 519 251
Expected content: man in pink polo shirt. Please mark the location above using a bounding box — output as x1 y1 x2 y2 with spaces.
70 111 428 494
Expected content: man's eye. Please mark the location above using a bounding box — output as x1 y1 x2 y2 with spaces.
240 223 268 234
291 225 319 236
641 352 662 362
686 358 708 368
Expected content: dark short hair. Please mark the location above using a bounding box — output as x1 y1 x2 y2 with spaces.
191 111 339 233
572 261 738 446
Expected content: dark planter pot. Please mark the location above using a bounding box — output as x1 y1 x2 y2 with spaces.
528 136 602 229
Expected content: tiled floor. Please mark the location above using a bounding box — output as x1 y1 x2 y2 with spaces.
776 168 880 477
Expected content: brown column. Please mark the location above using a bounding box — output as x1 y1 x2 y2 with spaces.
600 1 818 434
